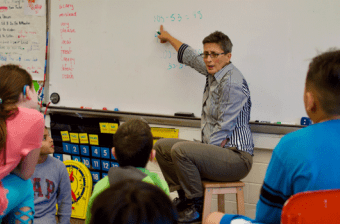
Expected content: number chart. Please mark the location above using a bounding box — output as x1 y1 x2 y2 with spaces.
50 113 119 188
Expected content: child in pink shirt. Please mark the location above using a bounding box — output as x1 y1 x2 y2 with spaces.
0 65 44 223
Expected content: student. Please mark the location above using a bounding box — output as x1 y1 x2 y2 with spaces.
85 118 170 224
90 179 177 224
30 127 72 224
155 25 253 223
0 64 45 223
204 49 340 224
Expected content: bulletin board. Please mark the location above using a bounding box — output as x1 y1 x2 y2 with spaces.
0 0 46 80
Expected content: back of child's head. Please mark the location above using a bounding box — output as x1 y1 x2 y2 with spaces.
306 49 340 115
113 118 153 167
90 179 177 224
0 64 33 165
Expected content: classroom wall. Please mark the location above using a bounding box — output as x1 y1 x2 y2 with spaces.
46 116 282 219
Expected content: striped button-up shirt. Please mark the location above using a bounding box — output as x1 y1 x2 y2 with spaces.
178 44 254 155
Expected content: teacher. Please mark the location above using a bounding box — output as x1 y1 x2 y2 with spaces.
154 25 254 223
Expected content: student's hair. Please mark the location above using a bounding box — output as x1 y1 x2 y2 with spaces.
306 49 340 115
203 31 233 54
90 179 177 224
113 118 153 167
0 65 33 165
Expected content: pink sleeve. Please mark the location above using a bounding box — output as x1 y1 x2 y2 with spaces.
21 113 45 157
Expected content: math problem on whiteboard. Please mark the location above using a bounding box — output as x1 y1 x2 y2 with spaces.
154 11 202 23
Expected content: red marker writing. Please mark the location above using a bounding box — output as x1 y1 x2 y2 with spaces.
0 6 8 12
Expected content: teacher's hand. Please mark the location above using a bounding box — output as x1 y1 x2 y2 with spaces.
158 25 171 43
157 25 183 52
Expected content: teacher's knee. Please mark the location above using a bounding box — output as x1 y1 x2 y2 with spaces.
170 142 188 160
153 138 167 152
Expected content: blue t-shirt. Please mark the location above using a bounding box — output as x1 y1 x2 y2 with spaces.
221 119 340 224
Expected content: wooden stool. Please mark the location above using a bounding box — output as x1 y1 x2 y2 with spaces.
202 180 245 222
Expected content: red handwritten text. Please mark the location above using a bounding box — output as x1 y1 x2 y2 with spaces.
61 39 72 45
19 31 37 35
59 12 77 17
61 22 70 28
60 28 76 34
62 63 73 71
59 4 74 10
62 73 74 79
61 57 75 65
61 48 72 54
0 6 8 12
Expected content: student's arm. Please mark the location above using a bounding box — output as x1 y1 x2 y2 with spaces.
11 148 41 180
158 25 183 51
254 145 291 224
204 212 224 224
204 212 255 224
56 164 72 224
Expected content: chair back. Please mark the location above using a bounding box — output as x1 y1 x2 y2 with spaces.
281 189 340 224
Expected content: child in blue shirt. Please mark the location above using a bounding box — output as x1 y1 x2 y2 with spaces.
205 50 340 224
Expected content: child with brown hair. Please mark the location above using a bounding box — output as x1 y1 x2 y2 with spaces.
0 64 45 223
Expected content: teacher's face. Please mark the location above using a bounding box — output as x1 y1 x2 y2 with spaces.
203 43 231 75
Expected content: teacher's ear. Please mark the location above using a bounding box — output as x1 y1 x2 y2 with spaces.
226 52 232 61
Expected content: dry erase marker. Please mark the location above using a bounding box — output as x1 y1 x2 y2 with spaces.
156 30 161 35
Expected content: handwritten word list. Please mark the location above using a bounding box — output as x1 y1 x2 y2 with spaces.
59 2 76 79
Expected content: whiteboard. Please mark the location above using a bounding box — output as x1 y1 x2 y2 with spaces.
48 0 340 123
0 0 46 80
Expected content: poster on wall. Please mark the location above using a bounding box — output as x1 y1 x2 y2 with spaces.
0 0 46 80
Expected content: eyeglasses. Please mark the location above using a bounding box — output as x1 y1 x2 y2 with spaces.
199 52 226 59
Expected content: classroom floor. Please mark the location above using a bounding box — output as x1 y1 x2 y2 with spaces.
56 217 85 224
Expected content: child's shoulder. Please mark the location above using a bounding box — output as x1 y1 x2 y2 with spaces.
45 156 67 169
18 107 44 118
14 107 44 128
92 176 110 196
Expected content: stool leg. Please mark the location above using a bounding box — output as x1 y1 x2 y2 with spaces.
203 188 213 223
217 194 225 213
236 187 245 215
